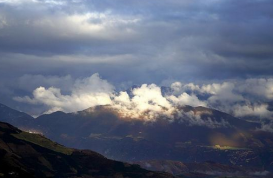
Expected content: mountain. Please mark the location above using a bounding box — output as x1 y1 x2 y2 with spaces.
0 103 34 128
1 103 273 173
0 121 175 178
33 106 267 165
135 160 272 178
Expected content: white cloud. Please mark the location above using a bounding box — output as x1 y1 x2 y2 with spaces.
201 82 244 103
13 74 212 125
237 78 273 100
22 11 141 41
168 92 206 107
0 0 67 5
177 111 230 128
204 83 245 110
13 74 273 130
112 84 175 121
43 0 66 5
260 122 273 133
132 84 172 110
0 0 37 4
233 104 272 118
14 73 114 113
170 82 201 95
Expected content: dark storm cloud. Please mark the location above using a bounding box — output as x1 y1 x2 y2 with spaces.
0 0 273 116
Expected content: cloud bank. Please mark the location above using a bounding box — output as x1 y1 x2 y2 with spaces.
0 0 273 88
14 74 273 129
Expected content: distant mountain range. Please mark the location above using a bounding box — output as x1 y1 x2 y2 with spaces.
1 102 273 177
135 160 271 178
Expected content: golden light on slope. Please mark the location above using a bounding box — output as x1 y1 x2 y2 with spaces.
209 132 248 148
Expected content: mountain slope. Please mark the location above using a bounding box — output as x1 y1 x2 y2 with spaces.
1 103 273 171
135 160 272 178
0 121 175 178
33 105 266 162
0 103 34 129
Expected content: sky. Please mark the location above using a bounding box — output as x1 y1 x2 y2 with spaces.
0 0 273 127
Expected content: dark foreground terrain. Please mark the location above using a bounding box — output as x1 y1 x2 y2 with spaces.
0 121 175 178
1 121 271 178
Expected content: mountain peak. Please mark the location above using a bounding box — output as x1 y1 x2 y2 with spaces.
0 103 34 130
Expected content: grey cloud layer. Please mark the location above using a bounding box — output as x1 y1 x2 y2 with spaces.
0 0 273 121
0 0 272 76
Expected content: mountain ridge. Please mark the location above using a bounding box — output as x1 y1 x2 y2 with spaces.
0 121 176 178
1 102 273 173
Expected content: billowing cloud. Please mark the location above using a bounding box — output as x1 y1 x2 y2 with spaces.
233 104 272 118
112 84 175 121
13 74 213 126
237 78 273 100
14 73 273 130
167 93 206 107
14 73 114 113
